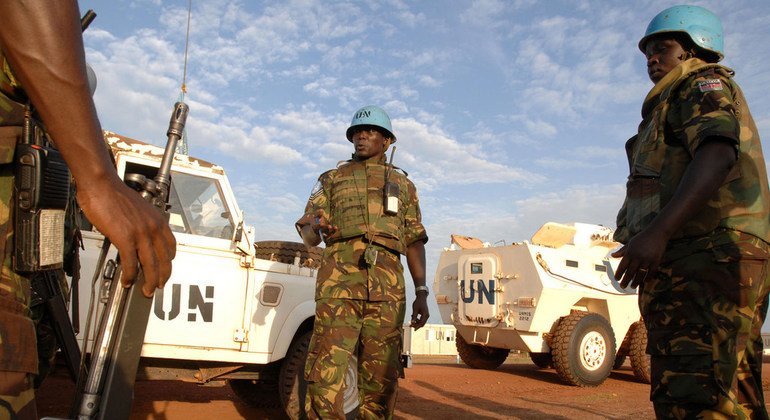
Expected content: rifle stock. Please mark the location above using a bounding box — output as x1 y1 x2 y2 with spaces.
73 102 189 419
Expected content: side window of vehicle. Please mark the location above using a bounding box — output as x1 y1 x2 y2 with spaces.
77 162 234 241
169 172 234 240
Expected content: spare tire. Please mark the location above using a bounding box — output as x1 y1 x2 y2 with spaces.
628 321 651 384
255 241 323 268
456 335 509 370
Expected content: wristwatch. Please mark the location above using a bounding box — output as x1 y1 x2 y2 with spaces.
415 286 429 295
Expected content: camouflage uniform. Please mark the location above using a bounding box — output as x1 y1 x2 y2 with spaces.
298 155 427 419
615 58 770 419
0 56 38 419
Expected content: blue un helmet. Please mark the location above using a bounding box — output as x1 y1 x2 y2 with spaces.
639 5 724 62
345 105 396 143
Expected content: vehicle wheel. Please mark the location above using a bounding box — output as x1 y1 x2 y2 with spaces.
279 331 359 419
229 364 281 408
628 321 651 384
612 354 627 370
530 352 553 369
255 241 323 268
551 312 616 387
456 334 509 370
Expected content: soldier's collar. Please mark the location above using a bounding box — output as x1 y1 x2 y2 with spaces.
350 153 387 164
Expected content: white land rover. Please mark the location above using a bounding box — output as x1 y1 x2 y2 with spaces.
74 131 358 417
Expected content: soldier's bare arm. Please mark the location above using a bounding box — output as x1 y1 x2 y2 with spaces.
614 139 736 288
0 0 176 296
406 240 429 330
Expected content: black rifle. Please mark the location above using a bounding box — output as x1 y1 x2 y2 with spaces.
72 101 188 419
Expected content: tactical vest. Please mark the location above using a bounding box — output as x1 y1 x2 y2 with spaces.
324 158 409 254
615 61 770 244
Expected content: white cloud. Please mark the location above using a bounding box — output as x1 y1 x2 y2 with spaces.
461 0 506 27
536 146 624 170
418 75 441 88
395 118 545 190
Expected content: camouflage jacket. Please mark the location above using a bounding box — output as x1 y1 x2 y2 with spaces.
298 154 428 301
0 56 26 158
615 58 770 246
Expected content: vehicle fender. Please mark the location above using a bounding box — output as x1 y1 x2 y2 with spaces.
271 300 316 361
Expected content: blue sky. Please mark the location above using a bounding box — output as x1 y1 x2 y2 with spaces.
78 0 770 323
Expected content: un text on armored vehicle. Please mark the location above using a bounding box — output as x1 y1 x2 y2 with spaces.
433 222 650 387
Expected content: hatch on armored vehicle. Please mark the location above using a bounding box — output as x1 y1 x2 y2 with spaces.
433 222 650 387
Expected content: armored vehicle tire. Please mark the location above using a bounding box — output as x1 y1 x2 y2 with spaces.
229 364 282 409
551 312 616 387
628 321 651 384
529 352 553 369
255 240 323 268
456 335 509 370
278 330 359 419
613 354 627 370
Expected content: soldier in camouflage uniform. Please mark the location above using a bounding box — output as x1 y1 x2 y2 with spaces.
0 2 177 418
613 5 770 419
296 105 429 419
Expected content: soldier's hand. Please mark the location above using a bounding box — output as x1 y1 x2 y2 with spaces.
612 228 666 289
77 176 176 297
410 294 429 330
313 210 338 237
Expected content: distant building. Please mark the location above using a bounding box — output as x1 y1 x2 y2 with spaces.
764 333 770 356
403 324 458 356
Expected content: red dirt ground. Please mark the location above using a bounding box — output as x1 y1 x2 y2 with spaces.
35 358 770 419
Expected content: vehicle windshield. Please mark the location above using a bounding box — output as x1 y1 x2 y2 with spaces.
168 172 234 240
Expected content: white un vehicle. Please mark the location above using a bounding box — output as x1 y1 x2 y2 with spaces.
74 131 358 417
433 222 650 387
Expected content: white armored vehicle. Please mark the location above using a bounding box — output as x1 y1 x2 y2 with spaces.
433 222 650 387
75 131 358 417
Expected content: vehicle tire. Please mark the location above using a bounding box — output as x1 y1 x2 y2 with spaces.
279 331 359 419
456 334 509 370
530 352 553 369
628 321 651 384
229 364 281 409
612 354 627 370
255 241 323 268
551 312 616 387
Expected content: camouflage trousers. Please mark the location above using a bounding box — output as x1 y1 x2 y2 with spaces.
640 234 770 419
304 298 405 419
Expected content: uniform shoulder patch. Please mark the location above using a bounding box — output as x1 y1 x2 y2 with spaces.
309 180 323 200
310 169 334 200
697 79 723 92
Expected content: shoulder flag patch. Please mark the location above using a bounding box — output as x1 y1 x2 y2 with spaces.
309 180 323 200
697 79 723 92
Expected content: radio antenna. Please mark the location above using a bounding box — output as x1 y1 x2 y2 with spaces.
176 0 192 155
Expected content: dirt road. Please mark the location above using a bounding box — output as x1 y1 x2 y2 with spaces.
36 358 770 419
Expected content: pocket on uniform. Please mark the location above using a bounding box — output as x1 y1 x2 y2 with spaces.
304 347 322 383
0 305 38 374
625 177 661 234
303 331 351 384
647 325 719 406
0 126 21 164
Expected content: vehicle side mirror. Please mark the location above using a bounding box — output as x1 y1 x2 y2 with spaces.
233 219 243 243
